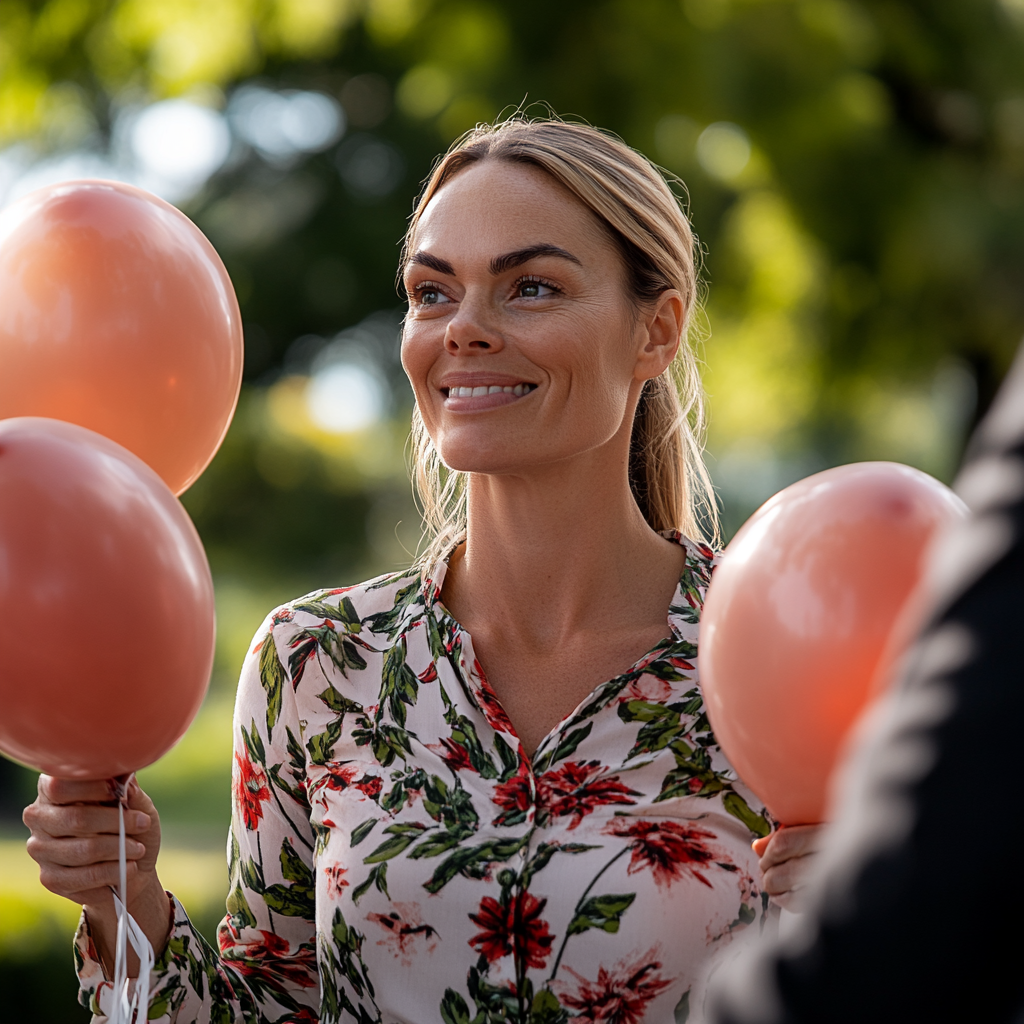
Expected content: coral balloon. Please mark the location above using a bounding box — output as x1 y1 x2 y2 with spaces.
0 180 242 495
0 418 215 779
699 462 966 825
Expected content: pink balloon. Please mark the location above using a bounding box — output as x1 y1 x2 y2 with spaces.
0 180 243 495
699 462 966 825
0 418 215 779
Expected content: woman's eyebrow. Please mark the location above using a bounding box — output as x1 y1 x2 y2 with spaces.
489 244 582 275
406 251 456 275
405 244 582 279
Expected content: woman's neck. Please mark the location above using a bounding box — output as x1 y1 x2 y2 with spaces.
443 447 685 650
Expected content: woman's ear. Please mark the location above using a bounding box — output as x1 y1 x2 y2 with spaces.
634 290 684 382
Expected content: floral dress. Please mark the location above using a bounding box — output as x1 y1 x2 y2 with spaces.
76 534 773 1024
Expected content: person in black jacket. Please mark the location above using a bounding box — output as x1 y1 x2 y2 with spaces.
709 344 1024 1024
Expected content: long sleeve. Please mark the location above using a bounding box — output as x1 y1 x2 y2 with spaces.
75 609 320 1023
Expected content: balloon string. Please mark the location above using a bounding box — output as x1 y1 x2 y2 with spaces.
108 775 154 1024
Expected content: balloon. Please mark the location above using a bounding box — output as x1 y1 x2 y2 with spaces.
699 462 966 825
0 418 215 779
0 180 243 495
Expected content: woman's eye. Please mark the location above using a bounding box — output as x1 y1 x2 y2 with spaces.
516 278 558 299
412 284 450 306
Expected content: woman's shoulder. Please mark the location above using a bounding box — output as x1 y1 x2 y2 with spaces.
262 567 431 640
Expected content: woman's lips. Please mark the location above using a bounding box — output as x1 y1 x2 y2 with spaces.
441 382 537 410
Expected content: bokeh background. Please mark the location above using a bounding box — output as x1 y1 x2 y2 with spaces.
2 0 1024 1017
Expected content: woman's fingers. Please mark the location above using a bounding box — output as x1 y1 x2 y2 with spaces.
37 774 120 807
38 855 140 900
761 853 814 898
26 832 146 868
23 799 151 838
757 824 822 872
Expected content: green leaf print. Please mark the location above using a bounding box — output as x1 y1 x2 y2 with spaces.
380 640 420 727
567 892 637 935
440 988 472 1024
669 600 701 625
520 842 599 887
722 791 772 837
424 836 528 894
317 684 365 717
307 719 343 764
263 839 315 917
350 817 379 847
674 988 691 1023
352 863 390 904
353 721 412 766
407 825 476 859
361 581 420 638
258 632 286 739
226 883 256 929
529 988 569 1024
532 723 593 773
280 837 314 885
263 881 315 917
619 700 685 758
423 775 480 829
241 719 266 766
239 854 265 894
363 822 429 863
292 593 363 632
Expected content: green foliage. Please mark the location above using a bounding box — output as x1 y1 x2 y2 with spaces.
5 2 1024 1012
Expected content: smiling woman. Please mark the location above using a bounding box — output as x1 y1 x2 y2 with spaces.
23 117 816 1024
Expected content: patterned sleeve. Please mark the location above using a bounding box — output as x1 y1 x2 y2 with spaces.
75 608 320 1023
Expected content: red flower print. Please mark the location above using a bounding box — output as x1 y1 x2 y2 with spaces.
605 818 721 889
418 662 438 683
217 924 318 988
367 901 440 967
492 761 533 825
429 737 474 773
322 763 382 800
619 675 673 705
537 761 639 829
324 864 349 898
665 656 695 672
473 669 515 733
234 749 271 831
556 948 672 1024
469 891 554 969
630 647 668 675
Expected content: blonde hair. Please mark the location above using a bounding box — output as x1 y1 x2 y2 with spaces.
403 116 719 566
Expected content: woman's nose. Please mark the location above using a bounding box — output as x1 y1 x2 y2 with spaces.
443 299 504 355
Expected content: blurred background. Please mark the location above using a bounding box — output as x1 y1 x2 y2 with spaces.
2 0 1023 1016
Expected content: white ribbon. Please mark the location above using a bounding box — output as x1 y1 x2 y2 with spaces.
108 775 155 1024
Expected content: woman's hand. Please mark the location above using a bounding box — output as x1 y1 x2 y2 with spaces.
23 775 172 972
753 824 824 912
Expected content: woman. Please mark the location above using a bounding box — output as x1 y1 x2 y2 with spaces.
24 118 817 1023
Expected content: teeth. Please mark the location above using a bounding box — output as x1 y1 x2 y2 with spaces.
446 384 534 398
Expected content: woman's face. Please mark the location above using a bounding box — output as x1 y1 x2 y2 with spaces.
401 159 678 476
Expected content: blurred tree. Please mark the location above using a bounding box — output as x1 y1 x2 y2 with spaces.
4 5 1024 1012
4 2 1023 518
